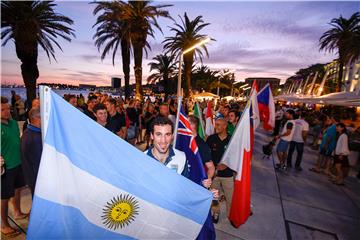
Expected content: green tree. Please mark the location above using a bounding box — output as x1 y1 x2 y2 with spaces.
123 1 172 100
163 13 214 98
93 1 131 100
147 54 176 98
319 12 360 92
1 1 75 105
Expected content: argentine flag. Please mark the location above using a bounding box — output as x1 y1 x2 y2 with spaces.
27 87 212 239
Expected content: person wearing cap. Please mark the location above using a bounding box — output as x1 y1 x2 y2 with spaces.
206 115 234 224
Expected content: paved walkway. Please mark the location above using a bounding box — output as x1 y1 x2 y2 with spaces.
3 129 360 239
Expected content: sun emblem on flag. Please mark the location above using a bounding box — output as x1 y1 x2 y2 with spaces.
102 194 139 230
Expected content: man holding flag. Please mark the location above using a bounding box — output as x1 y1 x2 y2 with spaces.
28 87 214 239
206 116 234 224
220 104 252 228
174 103 217 240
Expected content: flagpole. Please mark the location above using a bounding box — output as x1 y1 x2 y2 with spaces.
173 96 182 147
39 85 51 143
196 102 205 137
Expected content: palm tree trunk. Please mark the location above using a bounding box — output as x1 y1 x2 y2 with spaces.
21 61 39 109
133 43 143 100
337 60 344 92
163 75 169 99
121 39 131 100
183 53 194 98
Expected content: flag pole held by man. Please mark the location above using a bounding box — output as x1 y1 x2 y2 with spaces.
27 86 213 239
220 104 252 228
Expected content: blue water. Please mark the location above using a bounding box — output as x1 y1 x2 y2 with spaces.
1 87 118 102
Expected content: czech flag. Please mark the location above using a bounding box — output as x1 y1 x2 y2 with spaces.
257 83 275 131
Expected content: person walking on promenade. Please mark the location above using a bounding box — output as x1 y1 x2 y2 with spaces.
331 123 350 185
227 109 239 136
83 95 98 121
189 115 215 187
309 116 339 175
145 117 189 176
1 97 27 237
21 107 42 196
275 109 295 170
286 111 309 171
206 116 234 223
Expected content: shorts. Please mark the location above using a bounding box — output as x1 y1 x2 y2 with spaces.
334 155 349 167
276 139 289 153
1 165 25 199
319 147 333 157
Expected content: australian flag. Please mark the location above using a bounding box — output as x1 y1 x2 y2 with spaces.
175 105 207 185
175 104 216 240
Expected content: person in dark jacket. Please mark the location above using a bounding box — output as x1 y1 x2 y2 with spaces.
21 107 42 197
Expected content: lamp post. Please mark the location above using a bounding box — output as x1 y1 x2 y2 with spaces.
174 36 211 147
177 36 211 97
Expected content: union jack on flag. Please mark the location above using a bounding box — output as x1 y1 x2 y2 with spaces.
175 105 207 186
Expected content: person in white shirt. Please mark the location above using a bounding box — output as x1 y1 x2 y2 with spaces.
332 123 350 185
275 109 295 170
286 111 309 171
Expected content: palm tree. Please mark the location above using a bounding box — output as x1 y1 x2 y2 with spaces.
147 54 176 98
163 13 214 98
93 1 131 100
191 65 219 92
319 12 360 92
122 1 172 100
1 1 75 105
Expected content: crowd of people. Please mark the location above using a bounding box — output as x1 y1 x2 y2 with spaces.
1 90 360 236
273 104 360 185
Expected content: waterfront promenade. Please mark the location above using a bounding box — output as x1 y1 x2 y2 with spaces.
3 128 360 240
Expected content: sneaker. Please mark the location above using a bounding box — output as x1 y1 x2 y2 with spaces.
212 213 219 224
295 166 302 171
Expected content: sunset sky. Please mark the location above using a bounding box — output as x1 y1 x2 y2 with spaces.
1 1 359 86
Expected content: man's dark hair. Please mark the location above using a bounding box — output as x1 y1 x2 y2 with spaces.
332 115 341 123
151 117 174 134
1 96 9 104
229 109 239 117
188 115 199 130
223 105 230 110
88 95 97 102
286 109 295 118
106 98 117 106
336 122 347 134
93 103 107 114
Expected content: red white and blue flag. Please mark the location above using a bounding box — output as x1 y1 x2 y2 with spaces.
257 83 275 130
175 104 215 240
175 105 207 185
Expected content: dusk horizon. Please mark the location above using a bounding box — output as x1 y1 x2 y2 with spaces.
2 1 359 86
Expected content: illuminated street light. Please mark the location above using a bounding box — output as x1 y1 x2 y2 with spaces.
177 37 211 97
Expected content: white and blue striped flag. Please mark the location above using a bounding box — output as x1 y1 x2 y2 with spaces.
27 87 212 239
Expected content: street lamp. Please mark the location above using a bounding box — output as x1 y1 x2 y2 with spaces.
177 36 211 97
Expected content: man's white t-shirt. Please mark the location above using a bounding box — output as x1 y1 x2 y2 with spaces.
281 120 295 142
335 133 350 156
291 119 309 143
145 148 186 175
